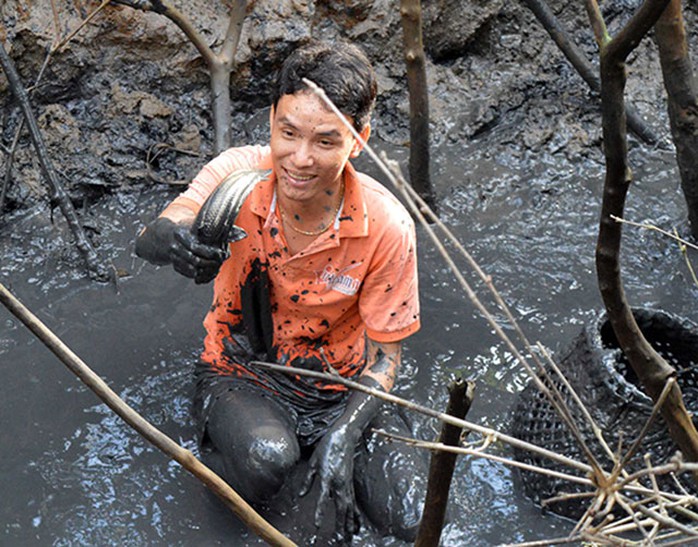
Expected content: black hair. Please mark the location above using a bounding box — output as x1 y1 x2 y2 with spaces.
271 40 377 131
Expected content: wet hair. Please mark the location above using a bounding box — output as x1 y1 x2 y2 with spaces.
271 40 377 131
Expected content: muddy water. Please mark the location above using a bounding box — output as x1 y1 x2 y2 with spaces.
2 126 697 546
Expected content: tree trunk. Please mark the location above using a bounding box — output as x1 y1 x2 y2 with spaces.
593 0 698 471
415 378 475 547
654 0 698 239
523 0 659 145
399 0 437 213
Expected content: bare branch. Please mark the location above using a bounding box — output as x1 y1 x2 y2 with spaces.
112 0 217 66
613 215 698 252
523 0 659 144
0 42 110 280
250 359 593 474
298 75 698 543
584 0 610 47
54 0 113 53
220 0 246 66
302 76 609 479
610 0 672 62
0 282 296 547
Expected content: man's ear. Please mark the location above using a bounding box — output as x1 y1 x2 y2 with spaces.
350 124 371 158
269 105 275 129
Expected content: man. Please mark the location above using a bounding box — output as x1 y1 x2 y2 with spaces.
136 40 424 542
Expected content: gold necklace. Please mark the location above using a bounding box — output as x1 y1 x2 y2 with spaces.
279 182 345 236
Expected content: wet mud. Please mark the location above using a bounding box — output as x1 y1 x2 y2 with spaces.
3 123 698 544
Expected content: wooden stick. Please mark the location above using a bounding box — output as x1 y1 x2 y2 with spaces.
399 0 436 211
250 360 592 474
0 42 110 281
0 282 295 547
415 378 474 547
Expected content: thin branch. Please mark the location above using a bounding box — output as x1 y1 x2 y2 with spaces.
249 360 593 474
634 502 698 537
112 0 217 66
0 41 110 280
613 378 675 478
522 0 659 144
0 282 296 547
50 0 62 47
145 142 201 185
54 0 113 53
219 0 246 66
302 76 608 479
499 536 584 546
620 463 698 490
374 430 593 487
674 228 698 287
294 75 698 544
612 215 698 251
609 0 672 62
537 343 623 473
584 0 610 47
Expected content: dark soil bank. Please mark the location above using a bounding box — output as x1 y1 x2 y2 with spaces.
2 0 696 211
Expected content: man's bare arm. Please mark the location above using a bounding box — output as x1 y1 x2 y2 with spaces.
361 338 402 392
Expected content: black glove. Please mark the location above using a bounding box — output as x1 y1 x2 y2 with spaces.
171 223 228 284
300 379 383 544
135 217 227 284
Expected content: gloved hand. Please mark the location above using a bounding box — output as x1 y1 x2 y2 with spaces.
135 216 227 284
171 223 228 284
301 380 383 544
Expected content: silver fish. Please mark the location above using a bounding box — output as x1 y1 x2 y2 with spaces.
193 168 270 249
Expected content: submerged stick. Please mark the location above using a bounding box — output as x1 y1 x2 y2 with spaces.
415 378 474 547
0 282 295 547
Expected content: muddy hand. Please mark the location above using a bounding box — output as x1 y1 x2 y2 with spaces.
171 224 228 284
300 425 360 544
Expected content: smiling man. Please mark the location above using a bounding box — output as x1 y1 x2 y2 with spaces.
136 40 425 543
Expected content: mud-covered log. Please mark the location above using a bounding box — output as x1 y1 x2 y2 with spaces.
654 0 698 239
415 378 475 547
592 0 698 470
399 0 437 213
0 41 110 281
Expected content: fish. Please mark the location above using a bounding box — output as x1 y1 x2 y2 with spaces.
192 168 271 250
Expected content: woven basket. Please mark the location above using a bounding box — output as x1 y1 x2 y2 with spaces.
511 308 698 518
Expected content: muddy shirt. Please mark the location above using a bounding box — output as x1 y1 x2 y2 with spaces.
169 145 420 393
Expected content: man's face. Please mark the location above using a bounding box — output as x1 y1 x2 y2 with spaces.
269 90 368 206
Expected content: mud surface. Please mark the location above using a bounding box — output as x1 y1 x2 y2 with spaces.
3 127 698 545
3 1 698 545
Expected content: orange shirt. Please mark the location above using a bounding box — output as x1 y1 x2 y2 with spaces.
167 146 420 391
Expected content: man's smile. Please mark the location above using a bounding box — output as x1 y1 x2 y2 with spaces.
284 168 316 186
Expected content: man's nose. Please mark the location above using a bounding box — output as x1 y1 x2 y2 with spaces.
292 140 314 166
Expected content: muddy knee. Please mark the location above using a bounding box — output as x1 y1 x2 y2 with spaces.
238 433 300 502
202 390 301 504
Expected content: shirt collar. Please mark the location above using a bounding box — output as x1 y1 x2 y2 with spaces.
248 161 369 238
